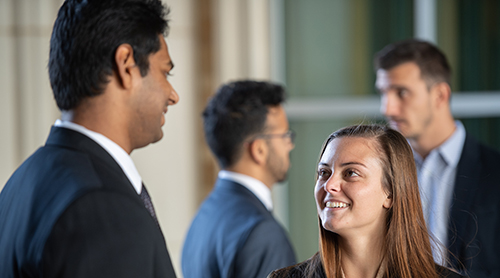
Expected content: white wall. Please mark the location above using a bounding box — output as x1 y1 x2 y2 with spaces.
0 0 61 188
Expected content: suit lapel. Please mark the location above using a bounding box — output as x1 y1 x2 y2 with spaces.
46 126 121 172
447 133 481 267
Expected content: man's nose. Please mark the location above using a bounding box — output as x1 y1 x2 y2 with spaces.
169 86 179 105
380 93 398 117
288 138 295 150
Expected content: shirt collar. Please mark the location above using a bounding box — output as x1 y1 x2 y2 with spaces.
413 121 466 168
54 119 142 194
218 170 273 211
437 121 466 167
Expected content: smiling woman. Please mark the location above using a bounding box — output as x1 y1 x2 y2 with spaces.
315 136 392 239
269 124 466 278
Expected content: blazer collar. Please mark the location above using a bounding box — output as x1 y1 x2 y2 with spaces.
45 126 131 189
215 178 271 213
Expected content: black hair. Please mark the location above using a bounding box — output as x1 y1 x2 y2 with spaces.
374 39 451 88
48 0 170 110
203 80 286 168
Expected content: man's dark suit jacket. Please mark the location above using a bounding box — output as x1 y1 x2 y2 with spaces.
0 126 176 278
447 133 500 278
181 178 296 278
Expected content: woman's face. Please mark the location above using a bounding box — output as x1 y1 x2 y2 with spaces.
315 137 392 237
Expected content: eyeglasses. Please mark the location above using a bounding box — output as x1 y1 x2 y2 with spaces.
254 130 296 144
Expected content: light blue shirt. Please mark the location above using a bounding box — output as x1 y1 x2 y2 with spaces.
413 121 466 264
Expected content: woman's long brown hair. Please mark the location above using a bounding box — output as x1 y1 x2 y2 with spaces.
308 124 438 278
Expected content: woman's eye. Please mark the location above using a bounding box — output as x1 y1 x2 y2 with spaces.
345 169 359 177
317 169 329 178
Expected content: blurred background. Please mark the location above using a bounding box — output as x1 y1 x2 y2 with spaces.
1 0 500 276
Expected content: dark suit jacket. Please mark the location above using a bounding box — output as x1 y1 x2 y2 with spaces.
0 126 176 278
181 178 296 278
268 253 466 278
447 133 500 278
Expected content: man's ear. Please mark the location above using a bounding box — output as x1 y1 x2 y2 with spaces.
432 82 452 108
114 43 137 90
249 139 268 166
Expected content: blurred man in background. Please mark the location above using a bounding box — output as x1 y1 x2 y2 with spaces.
182 80 296 278
375 39 500 277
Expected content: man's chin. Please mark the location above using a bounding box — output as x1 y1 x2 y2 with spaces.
276 173 289 184
152 132 164 144
136 131 164 150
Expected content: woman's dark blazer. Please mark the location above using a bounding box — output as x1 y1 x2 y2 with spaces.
268 253 466 278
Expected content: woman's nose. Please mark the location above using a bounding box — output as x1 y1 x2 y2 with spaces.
324 175 341 193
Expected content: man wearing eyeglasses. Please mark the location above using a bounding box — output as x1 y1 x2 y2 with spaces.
182 80 296 278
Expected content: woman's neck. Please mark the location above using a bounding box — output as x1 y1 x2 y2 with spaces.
339 232 385 278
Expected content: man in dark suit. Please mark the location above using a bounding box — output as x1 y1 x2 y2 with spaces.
182 81 297 278
375 39 500 278
0 0 179 277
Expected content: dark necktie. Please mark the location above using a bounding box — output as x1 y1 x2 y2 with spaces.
140 183 158 224
140 184 176 277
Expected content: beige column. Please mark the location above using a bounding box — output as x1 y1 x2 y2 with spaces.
213 0 272 84
212 0 290 232
0 0 61 187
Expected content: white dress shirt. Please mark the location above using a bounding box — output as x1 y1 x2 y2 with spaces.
54 119 142 194
218 170 273 211
414 120 466 264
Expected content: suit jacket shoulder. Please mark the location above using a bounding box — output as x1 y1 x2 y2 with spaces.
182 179 295 278
234 214 296 277
0 127 175 278
448 132 500 277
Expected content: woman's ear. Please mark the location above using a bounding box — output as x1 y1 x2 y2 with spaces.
383 194 393 209
114 43 137 89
